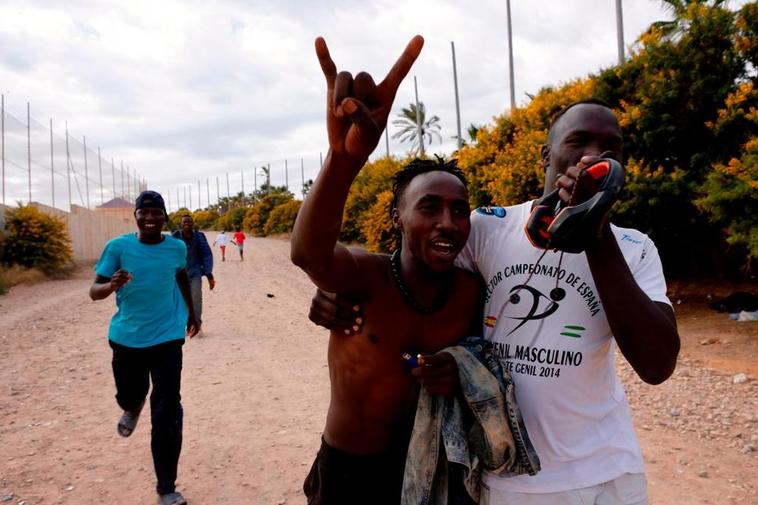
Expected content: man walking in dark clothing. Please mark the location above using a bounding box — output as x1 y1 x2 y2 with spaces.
172 215 215 332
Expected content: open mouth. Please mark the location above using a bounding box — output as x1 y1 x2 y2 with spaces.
430 238 458 258
144 223 160 231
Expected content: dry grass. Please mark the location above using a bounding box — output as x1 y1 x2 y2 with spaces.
0 265 48 294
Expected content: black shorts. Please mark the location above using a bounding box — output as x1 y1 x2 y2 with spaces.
303 438 406 505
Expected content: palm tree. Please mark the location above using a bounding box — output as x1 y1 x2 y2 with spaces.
467 123 481 144
259 166 271 194
391 102 442 155
650 0 727 40
302 179 313 198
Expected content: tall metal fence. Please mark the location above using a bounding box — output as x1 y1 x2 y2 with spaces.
1 94 326 215
1 95 144 212
156 153 323 215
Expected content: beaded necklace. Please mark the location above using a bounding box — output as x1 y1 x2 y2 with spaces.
390 249 452 315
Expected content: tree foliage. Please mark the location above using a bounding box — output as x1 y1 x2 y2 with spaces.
244 192 294 236
264 199 302 235
592 1 757 276
2 205 73 274
361 190 396 253
341 156 405 244
456 78 594 208
217 207 247 232
451 1 756 277
191 209 220 230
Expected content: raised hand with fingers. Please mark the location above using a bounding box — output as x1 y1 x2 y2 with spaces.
315 35 424 163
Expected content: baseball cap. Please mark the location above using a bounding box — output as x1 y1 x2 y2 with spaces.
135 190 167 212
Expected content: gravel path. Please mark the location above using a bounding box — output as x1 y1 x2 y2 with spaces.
0 235 755 504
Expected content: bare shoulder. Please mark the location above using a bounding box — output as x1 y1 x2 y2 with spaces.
342 245 392 292
345 245 388 267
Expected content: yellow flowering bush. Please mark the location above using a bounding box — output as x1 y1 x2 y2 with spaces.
361 191 395 253
264 199 302 235
2 205 73 274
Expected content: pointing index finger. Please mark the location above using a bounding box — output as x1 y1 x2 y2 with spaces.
379 35 424 95
315 37 337 83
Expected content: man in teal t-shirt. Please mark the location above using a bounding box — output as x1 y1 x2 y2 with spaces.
90 190 199 505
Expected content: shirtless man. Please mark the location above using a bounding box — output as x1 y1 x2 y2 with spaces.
290 36 482 505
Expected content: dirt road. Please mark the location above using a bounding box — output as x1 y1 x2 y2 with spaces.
0 235 755 504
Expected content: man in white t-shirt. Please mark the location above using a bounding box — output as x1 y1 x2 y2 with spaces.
456 99 680 504
310 99 680 504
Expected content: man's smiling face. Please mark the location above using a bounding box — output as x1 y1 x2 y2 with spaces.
135 207 166 238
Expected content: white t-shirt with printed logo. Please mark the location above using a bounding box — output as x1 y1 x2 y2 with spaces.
456 201 671 494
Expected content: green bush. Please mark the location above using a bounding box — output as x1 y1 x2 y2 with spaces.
2 205 73 274
264 200 302 235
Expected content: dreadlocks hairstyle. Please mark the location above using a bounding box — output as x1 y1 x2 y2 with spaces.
389 157 468 220
388 157 468 250
547 97 613 144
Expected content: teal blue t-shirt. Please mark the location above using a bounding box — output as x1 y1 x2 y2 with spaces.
94 233 188 348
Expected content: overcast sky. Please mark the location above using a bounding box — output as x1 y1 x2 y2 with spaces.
0 0 746 211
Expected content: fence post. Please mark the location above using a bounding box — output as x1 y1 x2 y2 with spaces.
66 122 72 209
50 118 55 208
83 136 90 209
111 158 116 200
98 147 103 205
1 94 5 206
27 102 31 204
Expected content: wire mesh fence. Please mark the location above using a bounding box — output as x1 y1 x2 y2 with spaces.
1 96 144 212
2 96 323 215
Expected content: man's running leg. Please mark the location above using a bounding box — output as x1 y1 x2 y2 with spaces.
148 340 184 497
110 341 150 418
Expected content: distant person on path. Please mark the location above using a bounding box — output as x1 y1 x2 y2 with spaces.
309 99 681 504
232 228 246 261
89 190 199 505
213 230 230 262
172 214 214 332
